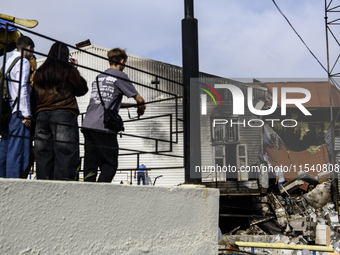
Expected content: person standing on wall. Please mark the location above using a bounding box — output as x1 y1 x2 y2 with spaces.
134 164 148 185
0 36 35 178
32 42 88 180
82 48 146 183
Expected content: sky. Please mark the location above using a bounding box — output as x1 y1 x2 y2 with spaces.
1 0 336 80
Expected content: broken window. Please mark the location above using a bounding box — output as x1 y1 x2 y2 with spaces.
213 118 238 143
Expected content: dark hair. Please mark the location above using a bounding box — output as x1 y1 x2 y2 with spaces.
47 42 69 62
16 36 35 51
33 42 72 92
107 48 127 65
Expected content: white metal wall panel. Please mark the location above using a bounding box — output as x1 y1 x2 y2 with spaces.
115 103 184 186
335 137 340 151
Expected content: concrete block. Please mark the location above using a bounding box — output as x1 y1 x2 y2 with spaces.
0 179 219 254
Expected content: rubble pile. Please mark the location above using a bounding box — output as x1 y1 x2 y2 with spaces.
219 178 340 254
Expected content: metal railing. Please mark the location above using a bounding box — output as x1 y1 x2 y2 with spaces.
0 22 185 182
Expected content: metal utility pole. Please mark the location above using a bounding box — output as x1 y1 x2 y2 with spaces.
182 0 201 183
324 0 339 214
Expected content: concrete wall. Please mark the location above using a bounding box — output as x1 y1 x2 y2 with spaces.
0 179 219 255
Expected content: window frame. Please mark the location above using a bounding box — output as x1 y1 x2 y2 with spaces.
236 144 248 169
212 118 239 144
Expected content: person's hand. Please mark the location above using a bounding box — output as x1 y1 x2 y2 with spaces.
22 117 31 127
134 175 136 179
137 104 146 116
70 58 78 66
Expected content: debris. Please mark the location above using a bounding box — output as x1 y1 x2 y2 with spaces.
323 203 340 229
281 180 305 194
267 193 289 228
219 180 340 254
287 215 316 241
225 243 239 253
303 181 332 209
281 172 319 194
315 224 331 245
317 171 332 183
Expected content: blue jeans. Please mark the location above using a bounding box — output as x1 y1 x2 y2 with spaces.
137 172 145 185
34 110 80 180
0 112 31 178
278 181 285 191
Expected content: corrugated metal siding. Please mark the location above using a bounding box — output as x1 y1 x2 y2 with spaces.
335 137 340 151
114 103 184 186
239 109 263 166
127 55 183 102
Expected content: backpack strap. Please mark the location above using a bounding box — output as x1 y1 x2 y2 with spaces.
5 56 21 75
0 57 21 103
95 75 106 108
0 56 21 79
95 75 116 110
1 56 21 108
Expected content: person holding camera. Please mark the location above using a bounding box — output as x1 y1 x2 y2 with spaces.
33 42 88 181
82 48 146 182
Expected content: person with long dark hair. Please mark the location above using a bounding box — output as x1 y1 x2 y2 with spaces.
33 42 88 180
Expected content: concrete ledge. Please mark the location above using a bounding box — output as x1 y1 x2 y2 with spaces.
0 179 219 254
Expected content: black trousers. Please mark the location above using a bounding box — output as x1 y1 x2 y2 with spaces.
83 130 118 182
35 110 79 181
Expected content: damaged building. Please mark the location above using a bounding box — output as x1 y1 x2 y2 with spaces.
217 81 340 254
258 81 340 195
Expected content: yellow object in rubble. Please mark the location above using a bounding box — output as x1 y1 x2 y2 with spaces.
235 241 334 252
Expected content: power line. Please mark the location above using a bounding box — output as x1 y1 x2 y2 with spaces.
271 0 328 74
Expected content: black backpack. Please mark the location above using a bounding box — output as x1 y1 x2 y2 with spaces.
0 56 21 127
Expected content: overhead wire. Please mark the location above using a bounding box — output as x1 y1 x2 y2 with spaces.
271 0 328 74
272 0 340 167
